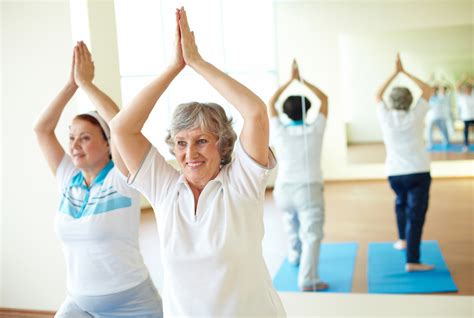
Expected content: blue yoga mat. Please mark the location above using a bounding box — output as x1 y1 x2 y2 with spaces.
427 143 474 153
368 240 458 294
273 242 358 292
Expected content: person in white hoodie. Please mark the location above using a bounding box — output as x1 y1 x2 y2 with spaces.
425 84 451 148
455 75 474 151
375 54 434 272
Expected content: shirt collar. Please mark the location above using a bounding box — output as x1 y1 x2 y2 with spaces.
176 166 225 190
286 120 305 127
70 160 114 188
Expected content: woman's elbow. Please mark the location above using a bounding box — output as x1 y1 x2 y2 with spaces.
109 116 126 137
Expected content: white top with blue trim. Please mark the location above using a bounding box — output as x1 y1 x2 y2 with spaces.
55 155 148 296
270 115 326 184
130 141 286 317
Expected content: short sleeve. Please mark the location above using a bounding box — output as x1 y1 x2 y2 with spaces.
269 117 283 144
128 146 180 207
227 141 277 202
107 167 140 198
312 114 327 135
414 98 429 119
56 154 78 192
376 101 387 120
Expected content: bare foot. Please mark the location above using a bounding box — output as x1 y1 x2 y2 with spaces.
405 263 434 272
302 281 329 292
393 239 407 250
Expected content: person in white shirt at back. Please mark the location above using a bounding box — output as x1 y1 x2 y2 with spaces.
375 54 435 272
267 60 329 291
455 75 474 152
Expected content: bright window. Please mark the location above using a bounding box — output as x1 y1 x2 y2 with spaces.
114 0 276 159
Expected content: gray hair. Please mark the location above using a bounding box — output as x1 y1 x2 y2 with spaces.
165 102 237 165
389 87 413 111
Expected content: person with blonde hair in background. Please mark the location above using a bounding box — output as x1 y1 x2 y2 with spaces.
34 42 162 317
375 53 434 272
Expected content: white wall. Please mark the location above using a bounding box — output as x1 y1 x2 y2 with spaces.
275 0 474 179
1 1 74 310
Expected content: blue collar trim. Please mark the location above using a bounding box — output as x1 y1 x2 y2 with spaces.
286 120 305 127
70 160 114 189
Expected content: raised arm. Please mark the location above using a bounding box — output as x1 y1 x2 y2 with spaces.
178 8 269 166
73 41 128 176
267 60 299 118
401 60 434 101
403 72 433 101
33 48 77 175
110 9 185 177
375 54 403 103
268 80 292 118
455 74 474 92
297 60 328 117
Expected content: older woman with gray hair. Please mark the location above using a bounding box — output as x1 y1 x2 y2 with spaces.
375 54 434 272
111 7 285 317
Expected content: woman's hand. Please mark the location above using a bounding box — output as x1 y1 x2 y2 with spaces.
291 59 300 81
171 9 186 70
74 41 94 87
396 53 404 74
178 7 203 67
67 47 78 88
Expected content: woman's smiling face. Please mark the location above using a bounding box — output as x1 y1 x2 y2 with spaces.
174 127 221 190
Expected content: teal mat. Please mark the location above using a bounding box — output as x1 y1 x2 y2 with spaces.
273 242 358 292
427 143 474 153
368 240 458 294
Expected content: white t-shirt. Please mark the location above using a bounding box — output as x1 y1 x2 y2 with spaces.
428 94 450 120
376 99 431 176
55 155 148 296
270 115 326 184
130 141 286 317
457 91 474 121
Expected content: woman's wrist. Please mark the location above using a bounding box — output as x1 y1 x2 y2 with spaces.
77 80 95 90
168 62 185 74
65 81 79 91
189 56 206 71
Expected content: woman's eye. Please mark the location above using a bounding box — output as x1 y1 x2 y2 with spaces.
177 141 186 147
197 139 208 145
80 136 90 142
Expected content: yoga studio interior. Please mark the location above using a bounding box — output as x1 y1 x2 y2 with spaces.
1 0 473 317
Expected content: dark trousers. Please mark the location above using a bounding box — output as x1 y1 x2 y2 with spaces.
463 120 474 146
388 172 431 263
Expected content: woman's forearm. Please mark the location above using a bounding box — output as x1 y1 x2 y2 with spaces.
191 59 267 120
34 83 77 133
112 65 182 135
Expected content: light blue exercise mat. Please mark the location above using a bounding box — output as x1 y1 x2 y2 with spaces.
427 143 474 153
272 242 358 293
368 240 458 294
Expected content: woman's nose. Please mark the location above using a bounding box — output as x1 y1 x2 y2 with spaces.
71 138 81 149
186 144 198 159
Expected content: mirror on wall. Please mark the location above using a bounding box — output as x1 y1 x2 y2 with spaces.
340 25 474 164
